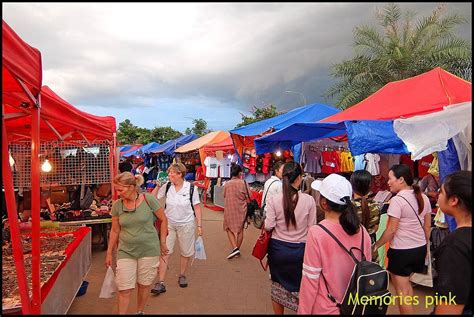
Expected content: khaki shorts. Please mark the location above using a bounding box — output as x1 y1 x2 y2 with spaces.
167 221 196 257
115 256 159 290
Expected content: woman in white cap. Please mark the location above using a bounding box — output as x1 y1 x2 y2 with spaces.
298 173 371 315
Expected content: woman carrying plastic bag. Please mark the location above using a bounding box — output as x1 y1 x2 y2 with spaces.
99 266 118 299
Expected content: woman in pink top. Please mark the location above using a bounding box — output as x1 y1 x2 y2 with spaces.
298 173 371 315
264 162 316 314
374 164 431 315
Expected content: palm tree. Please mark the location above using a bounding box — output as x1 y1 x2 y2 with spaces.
325 3 472 109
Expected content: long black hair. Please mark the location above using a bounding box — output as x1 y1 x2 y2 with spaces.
323 195 361 236
350 170 372 229
443 170 472 213
281 161 302 229
390 164 424 214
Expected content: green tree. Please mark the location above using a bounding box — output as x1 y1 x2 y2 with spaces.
117 119 143 145
184 127 192 135
190 118 209 136
325 3 472 109
150 126 183 144
235 104 282 128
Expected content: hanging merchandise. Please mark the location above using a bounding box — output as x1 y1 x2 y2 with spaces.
353 154 366 171
242 149 251 174
364 153 381 176
262 153 272 174
416 154 434 179
340 149 354 172
204 155 219 178
301 144 322 174
321 148 341 174
218 154 232 178
249 149 257 174
400 154 415 176
427 152 439 177
256 155 264 173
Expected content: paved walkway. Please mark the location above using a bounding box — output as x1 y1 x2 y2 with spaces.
67 205 434 314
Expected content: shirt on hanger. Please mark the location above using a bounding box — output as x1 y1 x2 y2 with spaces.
204 156 219 178
302 146 322 173
364 153 381 176
218 157 232 178
340 151 354 172
321 150 340 174
354 154 366 171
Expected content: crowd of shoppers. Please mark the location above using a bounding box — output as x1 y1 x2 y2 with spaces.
104 161 471 315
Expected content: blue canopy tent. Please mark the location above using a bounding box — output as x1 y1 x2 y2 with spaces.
149 134 199 156
230 103 341 162
254 120 410 159
122 141 161 158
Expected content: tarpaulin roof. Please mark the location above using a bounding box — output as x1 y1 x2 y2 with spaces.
230 103 341 158
149 134 199 156
203 136 235 152
267 68 472 156
254 122 346 154
321 67 472 123
119 144 143 158
122 141 161 157
4 85 117 142
2 20 42 102
175 131 230 153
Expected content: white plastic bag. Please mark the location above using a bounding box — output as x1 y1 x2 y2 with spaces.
194 236 207 260
99 266 118 298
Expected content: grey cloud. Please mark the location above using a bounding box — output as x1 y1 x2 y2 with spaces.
3 2 471 114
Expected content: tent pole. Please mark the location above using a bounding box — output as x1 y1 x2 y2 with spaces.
111 133 118 200
2 115 32 314
30 97 42 314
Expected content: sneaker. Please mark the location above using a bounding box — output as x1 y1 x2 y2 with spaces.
150 282 166 295
226 248 240 259
136 312 145 315
178 274 188 288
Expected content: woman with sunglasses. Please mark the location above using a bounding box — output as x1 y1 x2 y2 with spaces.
105 172 168 315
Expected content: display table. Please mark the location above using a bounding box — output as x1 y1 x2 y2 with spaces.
59 217 112 250
2 227 91 315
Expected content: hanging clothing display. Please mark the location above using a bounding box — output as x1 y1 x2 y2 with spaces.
301 144 322 174
262 153 272 174
427 152 439 177
218 156 232 178
158 155 172 171
204 156 219 178
353 154 366 171
416 154 434 179
321 150 341 174
340 150 354 172
364 153 381 176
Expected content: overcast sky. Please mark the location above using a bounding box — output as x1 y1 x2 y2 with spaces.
3 3 471 133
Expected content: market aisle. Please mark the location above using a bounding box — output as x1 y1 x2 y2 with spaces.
67 205 434 315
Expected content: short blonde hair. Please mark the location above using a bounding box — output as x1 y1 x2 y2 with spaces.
113 172 144 189
167 163 186 178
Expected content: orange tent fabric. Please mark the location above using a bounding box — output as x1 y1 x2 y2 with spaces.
321 67 472 122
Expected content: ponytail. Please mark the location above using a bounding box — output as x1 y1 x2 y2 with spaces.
325 196 360 235
360 196 370 229
281 161 302 229
412 184 424 214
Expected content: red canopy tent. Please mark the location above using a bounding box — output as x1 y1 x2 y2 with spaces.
321 67 472 122
3 20 117 314
202 136 235 153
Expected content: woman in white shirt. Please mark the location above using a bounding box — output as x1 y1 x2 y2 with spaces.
151 163 202 295
262 161 285 214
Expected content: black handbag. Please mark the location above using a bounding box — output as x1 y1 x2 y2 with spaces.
244 181 259 227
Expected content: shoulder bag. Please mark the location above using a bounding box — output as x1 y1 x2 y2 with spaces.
244 181 259 229
252 226 272 271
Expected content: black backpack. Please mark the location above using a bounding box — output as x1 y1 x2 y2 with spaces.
318 224 391 315
252 179 279 229
164 182 195 215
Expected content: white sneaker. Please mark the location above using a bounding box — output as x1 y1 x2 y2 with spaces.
226 248 240 259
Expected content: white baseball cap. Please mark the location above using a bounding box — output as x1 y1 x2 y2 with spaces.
311 174 352 205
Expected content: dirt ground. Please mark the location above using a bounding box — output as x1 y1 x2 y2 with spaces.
67 205 434 315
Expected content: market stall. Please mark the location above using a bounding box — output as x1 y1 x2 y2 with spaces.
2 19 117 314
254 67 472 271
175 131 230 203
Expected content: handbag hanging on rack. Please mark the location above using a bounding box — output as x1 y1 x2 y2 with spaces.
252 226 272 271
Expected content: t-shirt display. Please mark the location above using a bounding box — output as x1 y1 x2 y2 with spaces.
354 154 366 171
340 150 354 172
158 155 172 171
218 157 232 178
321 150 341 174
204 156 219 178
364 153 381 176
416 154 434 179
301 145 322 174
